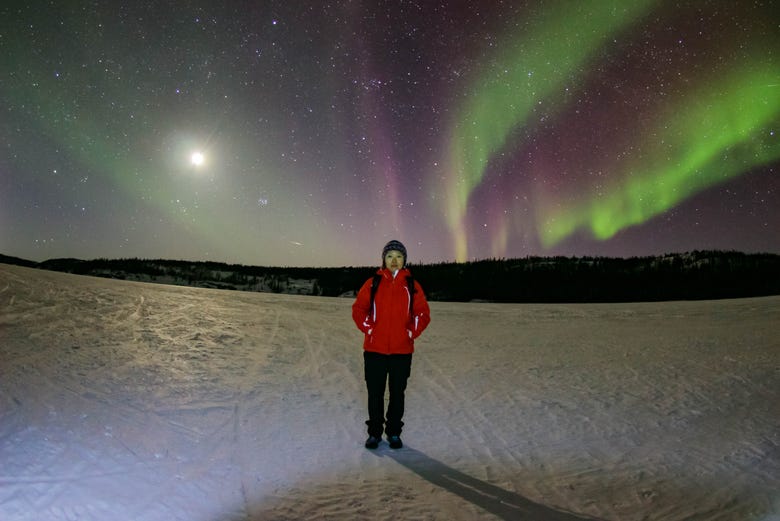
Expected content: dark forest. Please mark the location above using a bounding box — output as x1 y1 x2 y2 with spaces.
1 250 778 303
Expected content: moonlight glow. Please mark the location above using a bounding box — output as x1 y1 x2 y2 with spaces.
190 151 205 167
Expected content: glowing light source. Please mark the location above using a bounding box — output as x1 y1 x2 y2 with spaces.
190 151 205 166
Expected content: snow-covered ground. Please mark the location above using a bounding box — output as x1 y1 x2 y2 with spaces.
0 263 778 521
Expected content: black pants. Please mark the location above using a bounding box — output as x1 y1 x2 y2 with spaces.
364 351 412 437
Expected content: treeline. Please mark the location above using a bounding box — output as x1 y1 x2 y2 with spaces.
413 251 780 302
30 257 360 296
1 251 778 302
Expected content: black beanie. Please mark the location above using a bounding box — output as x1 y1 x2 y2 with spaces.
382 240 407 266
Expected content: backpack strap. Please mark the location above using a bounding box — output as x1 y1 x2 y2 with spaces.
369 273 382 314
406 275 416 315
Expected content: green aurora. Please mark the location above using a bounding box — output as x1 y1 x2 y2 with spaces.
443 0 658 261
442 0 779 261
539 66 780 247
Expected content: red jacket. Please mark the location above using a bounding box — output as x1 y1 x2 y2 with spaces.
352 268 431 354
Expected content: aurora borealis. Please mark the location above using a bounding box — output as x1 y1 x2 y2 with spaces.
538 66 780 249
1 1 778 267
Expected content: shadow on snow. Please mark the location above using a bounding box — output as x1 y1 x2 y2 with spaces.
371 446 601 521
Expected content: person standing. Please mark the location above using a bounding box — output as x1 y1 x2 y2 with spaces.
352 240 431 449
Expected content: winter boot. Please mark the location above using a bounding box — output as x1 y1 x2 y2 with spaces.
387 435 403 449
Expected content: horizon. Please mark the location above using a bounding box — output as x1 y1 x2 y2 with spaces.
3 247 778 272
2 2 778 267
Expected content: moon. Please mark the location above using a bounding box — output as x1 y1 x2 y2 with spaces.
190 151 205 166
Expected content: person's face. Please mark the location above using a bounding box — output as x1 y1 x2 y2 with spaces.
384 250 405 271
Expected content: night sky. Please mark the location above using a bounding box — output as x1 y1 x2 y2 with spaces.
2 1 778 267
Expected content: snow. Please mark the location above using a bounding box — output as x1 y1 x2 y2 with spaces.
1 263 778 521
